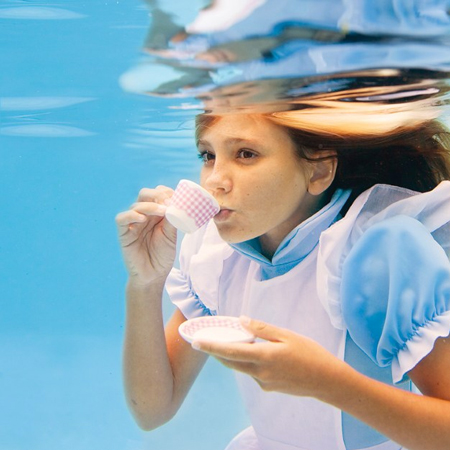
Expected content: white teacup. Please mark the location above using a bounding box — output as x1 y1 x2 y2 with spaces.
165 179 220 233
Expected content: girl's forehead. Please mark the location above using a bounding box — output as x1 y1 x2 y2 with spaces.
198 115 297 154
200 114 282 138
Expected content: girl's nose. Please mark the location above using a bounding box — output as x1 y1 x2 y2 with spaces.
203 161 232 194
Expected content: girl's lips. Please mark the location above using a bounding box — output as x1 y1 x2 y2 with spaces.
214 209 233 222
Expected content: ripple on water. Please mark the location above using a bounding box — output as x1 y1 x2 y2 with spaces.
0 6 85 20
0 125 95 138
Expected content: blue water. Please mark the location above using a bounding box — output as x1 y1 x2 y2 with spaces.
3 1 450 449
0 1 247 449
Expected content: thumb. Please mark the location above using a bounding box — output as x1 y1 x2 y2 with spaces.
160 210 177 242
239 316 287 342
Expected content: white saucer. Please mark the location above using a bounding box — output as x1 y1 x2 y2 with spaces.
179 316 255 344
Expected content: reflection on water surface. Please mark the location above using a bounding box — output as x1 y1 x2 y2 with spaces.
123 0 450 128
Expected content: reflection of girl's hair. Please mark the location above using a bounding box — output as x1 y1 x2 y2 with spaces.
195 111 450 202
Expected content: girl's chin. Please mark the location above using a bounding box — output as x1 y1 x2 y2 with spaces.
214 224 259 245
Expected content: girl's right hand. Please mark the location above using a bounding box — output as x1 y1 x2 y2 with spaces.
115 186 177 286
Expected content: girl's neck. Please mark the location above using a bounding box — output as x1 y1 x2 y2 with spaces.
258 191 330 260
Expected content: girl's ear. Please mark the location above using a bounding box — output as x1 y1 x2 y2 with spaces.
307 150 337 196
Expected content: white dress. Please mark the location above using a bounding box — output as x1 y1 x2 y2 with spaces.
165 182 450 450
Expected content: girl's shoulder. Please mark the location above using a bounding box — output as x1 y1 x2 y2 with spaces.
317 181 450 382
317 180 450 328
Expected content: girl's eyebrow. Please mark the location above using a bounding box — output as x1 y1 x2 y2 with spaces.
197 137 259 147
197 138 210 147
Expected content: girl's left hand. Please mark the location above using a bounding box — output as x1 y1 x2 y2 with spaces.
192 316 347 399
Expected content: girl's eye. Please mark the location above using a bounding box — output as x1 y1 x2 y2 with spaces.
197 151 215 164
238 149 256 159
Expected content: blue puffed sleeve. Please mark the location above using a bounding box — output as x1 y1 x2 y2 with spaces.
341 215 450 383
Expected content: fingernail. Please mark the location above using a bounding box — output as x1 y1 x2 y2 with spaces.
156 204 167 214
240 315 250 325
192 341 200 350
164 198 172 206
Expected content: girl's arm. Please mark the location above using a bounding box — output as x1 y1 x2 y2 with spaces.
325 334 450 450
124 284 207 430
193 317 450 450
116 186 207 430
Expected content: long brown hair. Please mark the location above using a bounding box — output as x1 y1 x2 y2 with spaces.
196 113 450 199
279 120 450 196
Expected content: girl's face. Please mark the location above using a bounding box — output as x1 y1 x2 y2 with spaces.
198 114 334 257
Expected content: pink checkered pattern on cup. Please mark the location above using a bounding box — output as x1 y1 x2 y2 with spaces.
183 317 246 338
170 180 219 228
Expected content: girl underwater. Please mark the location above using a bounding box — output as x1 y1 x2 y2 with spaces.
116 94 450 449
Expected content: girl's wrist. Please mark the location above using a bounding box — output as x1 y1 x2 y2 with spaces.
127 274 168 292
314 360 362 406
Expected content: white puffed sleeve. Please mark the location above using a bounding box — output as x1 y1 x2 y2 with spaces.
165 222 234 319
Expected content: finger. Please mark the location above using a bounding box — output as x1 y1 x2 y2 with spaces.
133 200 177 239
115 210 147 229
138 186 173 203
239 316 288 342
215 357 257 374
192 340 259 363
131 201 167 216
161 213 177 238
155 185 174 196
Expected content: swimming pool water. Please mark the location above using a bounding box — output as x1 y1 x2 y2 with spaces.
0 1 248 449
3 1 450 449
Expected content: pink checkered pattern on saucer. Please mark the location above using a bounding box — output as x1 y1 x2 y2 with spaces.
183 317 244 338
171 181 219 228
